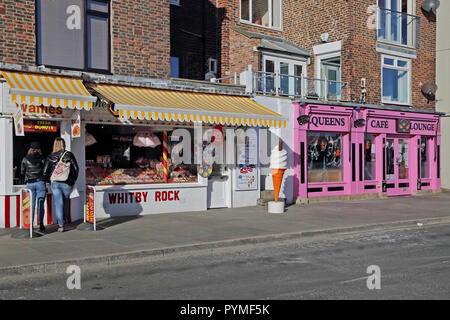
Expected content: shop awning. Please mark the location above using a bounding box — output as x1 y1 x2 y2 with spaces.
91 84 287 128
1 71 97 110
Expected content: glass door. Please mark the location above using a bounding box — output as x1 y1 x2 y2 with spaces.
386 137 411 195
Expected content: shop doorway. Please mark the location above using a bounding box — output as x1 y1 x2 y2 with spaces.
385 137 412 196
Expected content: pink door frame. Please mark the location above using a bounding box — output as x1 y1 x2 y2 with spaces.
294 102 441 201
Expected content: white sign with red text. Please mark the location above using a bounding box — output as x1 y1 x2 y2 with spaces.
95 186 207 218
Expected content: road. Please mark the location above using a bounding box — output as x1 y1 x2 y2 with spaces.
1 224 450 300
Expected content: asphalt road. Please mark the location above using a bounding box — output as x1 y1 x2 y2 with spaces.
1 224 450 300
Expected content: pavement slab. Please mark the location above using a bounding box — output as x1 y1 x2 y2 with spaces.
0 191 450 271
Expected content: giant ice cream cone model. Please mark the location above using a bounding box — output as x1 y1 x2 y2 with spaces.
270 142 287 203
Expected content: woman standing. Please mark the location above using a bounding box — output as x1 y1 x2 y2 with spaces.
20 142 46 232
44 138 79 232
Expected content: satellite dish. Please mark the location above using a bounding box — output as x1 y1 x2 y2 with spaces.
421 82 438 102
421 0 440 13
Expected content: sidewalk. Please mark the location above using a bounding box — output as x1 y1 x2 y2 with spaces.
1 191 450 274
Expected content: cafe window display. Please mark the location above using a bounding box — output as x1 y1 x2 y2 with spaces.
85 124 198 185
364 134 376 181
307 133 343 182
421 137 430 179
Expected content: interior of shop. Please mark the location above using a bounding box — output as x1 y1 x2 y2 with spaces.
84 124 198 185
13 120 60 185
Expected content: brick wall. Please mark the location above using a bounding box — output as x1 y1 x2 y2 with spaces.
0 0 36 66
0 0 171 79
217 0 436 110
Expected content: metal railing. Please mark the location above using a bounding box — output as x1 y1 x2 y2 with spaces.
377 7 420 48
252 71 350 102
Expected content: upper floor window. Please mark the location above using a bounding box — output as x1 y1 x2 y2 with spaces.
170 57 180 78
377 0 419 48
170 0 180 5
240 0 281 29
36 0 110 73
382 55 411 104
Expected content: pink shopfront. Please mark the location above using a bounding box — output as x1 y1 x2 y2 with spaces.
294 102 442 200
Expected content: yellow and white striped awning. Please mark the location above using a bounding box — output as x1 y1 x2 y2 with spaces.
1 71 97 110
91 84 287 128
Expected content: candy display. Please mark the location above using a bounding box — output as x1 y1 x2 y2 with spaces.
85 129 198 186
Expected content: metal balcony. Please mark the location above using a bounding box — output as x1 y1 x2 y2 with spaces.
250 71 350 102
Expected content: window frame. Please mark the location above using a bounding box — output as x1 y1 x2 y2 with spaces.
170 0 181 6
239 0 283 31
381 54 411 105
35 0 111 74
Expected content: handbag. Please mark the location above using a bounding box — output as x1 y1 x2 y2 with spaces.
50 151 71 182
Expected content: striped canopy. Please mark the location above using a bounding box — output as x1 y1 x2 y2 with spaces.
1 71 97 110
91 84 287 128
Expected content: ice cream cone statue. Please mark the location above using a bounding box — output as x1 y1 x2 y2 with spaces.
268 141 287 213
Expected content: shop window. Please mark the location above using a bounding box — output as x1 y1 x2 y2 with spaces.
382 55 410 104
307 133 343 183
386 138 395 180
85 124 198 185
36 0 110 72
420 137 430 179
240 0 281 29
13 120 61 186
364 134 376 180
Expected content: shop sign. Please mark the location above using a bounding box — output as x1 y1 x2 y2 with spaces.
86 188 95 224
396 119 411 133
24 120 58 133
71 110 81 138
21 189 32 229
17 103 64 116
367 118 437 136
13 106 25 136
106 190 181 205
410 121 436 135
236 166 257 190
309 115 348 131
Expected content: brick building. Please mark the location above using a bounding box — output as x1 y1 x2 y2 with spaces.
214 0 437 110
0 0 170 79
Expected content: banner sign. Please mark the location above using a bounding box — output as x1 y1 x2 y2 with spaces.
24 120 58 132
236 166 258 190
21 189 33 238
71 110 81 138
85 186 97 230
86 187 95 223
14 106 25 136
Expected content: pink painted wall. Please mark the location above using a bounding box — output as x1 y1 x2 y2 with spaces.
293 102 441 201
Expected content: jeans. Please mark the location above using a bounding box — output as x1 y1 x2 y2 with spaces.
27 181 47 226
51 182 73 227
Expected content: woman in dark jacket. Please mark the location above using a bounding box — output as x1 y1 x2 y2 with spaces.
21 141 46 232
43 138 79 232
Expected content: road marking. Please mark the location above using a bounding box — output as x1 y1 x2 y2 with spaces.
340 276 369 284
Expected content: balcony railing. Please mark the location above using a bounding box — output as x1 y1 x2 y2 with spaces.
250 71 350 102
377 7 420 48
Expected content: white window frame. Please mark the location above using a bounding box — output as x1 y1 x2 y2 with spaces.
239 0 282 31
381 54 411 105
262 53 307 96
376 0 417 48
